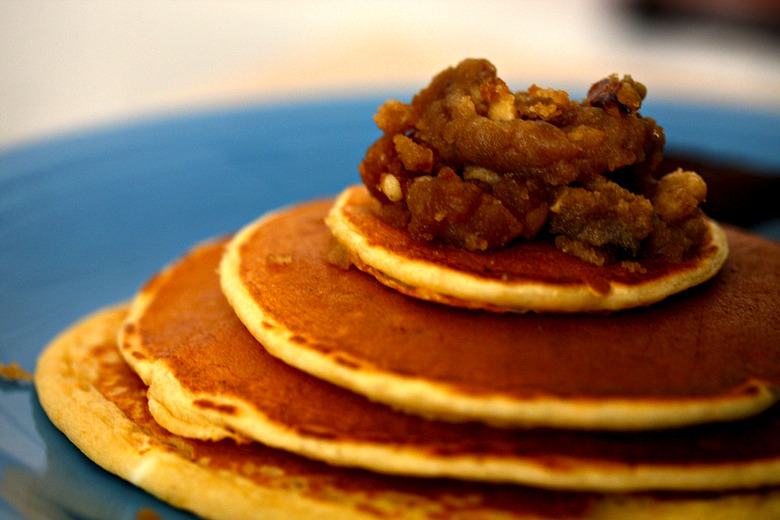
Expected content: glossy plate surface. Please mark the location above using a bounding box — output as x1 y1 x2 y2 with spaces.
1 95 778 519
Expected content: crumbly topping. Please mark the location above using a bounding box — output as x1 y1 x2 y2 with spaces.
359 58 709 264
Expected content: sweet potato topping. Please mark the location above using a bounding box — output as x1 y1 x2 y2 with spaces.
359 58 709 264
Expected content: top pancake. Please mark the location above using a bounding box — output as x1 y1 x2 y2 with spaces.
220 198 780 431
326 186 729 313
36 305 780 519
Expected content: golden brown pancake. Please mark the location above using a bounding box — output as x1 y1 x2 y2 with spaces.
326 186 729 313
220 199 779 431
122 232 780 491
35 305 780 519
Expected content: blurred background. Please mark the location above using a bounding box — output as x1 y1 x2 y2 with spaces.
2 0 779 150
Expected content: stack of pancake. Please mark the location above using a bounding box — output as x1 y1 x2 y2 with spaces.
35 174 780 518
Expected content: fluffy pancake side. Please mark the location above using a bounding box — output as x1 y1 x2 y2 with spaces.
221 199 779 431
326 185 729 313
33 306 354 520
122 234 780 491
34 305 780 519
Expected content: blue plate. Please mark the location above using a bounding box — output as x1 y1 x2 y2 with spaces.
1 96 778 519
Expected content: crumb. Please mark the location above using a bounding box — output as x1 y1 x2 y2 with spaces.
326 239 354 270
266 253 293 266
0 361 33 382
620 260 648 274
136 508 164 520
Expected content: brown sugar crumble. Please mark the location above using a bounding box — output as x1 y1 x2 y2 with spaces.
359 58 709 265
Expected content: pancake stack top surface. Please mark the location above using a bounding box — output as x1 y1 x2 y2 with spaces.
35 59 780 519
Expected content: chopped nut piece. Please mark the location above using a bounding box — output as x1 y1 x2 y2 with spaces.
380 173 404 202
463 166 502 185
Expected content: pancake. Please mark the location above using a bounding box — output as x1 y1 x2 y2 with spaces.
220 198 779 431
325 185 729 313
36 306 780 519
122 233 780 492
